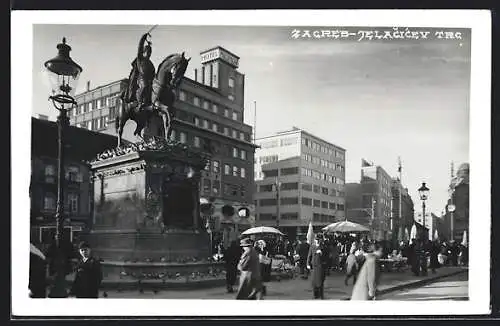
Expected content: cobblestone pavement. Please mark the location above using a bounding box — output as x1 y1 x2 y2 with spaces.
99 266 466 300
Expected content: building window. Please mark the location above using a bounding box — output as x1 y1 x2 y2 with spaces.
203 101 209 110
194 136 201 148
240 150 246 160
86 121 92 130
280 167 299 176
44 165 56 183
259 214 275 220
240 186 246 197
232 111 238 121
240 167 246 178
259 184 274 192
239 132 245 141
228 77 235 88
193 97 200 106
212 104 218 113
212 180 220 195
301 183 312 191
301 197 312 206
224 108 230 118
169 130 176 141
88 101 93 112
194 117 200 126
203 179 211 193
313 185 320 193
321 201 328 209
280 182 298 191
321 187 329 195
338 204 345 210
212 123 218 132
262 169 278 178
67 193 79 214
204 159 211 171
203 120 209 129
232 166 239 177
179 91 186 101
233 147 238 158
260 198 277 206
232 129 238 138
228 95 235 101
313 199 321 207
329 202 336 210
66 166 82 182
223 127 229 136
281 197 299 205
224 164 231 175
259 155 278 165
223 183 232 196
179 132 187 144
43 193 56 211
213 160 220 174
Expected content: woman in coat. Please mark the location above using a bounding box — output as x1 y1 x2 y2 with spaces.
223 240 241 293
351 243 383 300
236 238 263 300
69 241 103 298
307 234 329 299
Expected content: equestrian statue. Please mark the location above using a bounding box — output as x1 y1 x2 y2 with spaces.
115 32 191 147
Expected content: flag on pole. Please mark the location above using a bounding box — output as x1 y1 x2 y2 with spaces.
410 224 417 242
398 156 402 173
306 221 314 245
462 230 467 247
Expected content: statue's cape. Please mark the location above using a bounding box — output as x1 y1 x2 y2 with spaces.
123 59 140 103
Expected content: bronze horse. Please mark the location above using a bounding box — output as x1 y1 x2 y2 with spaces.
115 52 190 147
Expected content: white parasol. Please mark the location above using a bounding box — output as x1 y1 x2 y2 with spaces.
241 226 284 236
322 220 370 233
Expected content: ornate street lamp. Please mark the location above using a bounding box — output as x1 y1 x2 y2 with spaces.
418 182 430 241
44 37 82 298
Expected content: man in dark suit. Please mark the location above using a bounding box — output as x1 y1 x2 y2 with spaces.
223 240 241 293
69 241 103 298
307 234 329 299
236 238 263 300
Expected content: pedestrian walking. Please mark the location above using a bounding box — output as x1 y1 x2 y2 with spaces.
429 240 440 273
69 241 103 298
223 240 241 293
296 239 310 279
29 243 47 298
351 242 383 301
236 238 263 300
255 239 271 296
344 246 359 286
307 234 329 299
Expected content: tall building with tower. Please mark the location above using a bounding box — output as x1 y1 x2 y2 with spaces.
69 46 257 247
254 127 346 240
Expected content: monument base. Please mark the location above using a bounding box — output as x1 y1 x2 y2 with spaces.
86 139 215 282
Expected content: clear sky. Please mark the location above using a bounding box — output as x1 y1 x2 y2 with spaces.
32 24 471 215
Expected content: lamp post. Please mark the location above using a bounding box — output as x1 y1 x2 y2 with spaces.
418 182 430 241
370 198 376 240
44 37 82 297
273 176 282 229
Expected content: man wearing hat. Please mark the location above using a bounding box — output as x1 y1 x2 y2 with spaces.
69 241 103 298
307 233 329 299
236 238 263 300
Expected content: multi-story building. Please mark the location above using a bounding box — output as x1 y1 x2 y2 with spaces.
30 117 118 250
358 159 393 240
69 46 257 246
391 178 415 242
254 127 346 240
442 163 469 242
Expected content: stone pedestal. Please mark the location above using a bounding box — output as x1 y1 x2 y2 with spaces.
86 139 213 270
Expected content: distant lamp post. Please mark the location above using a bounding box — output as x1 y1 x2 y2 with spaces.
44 37 82 298
418 182 430 241
272 177 282 229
